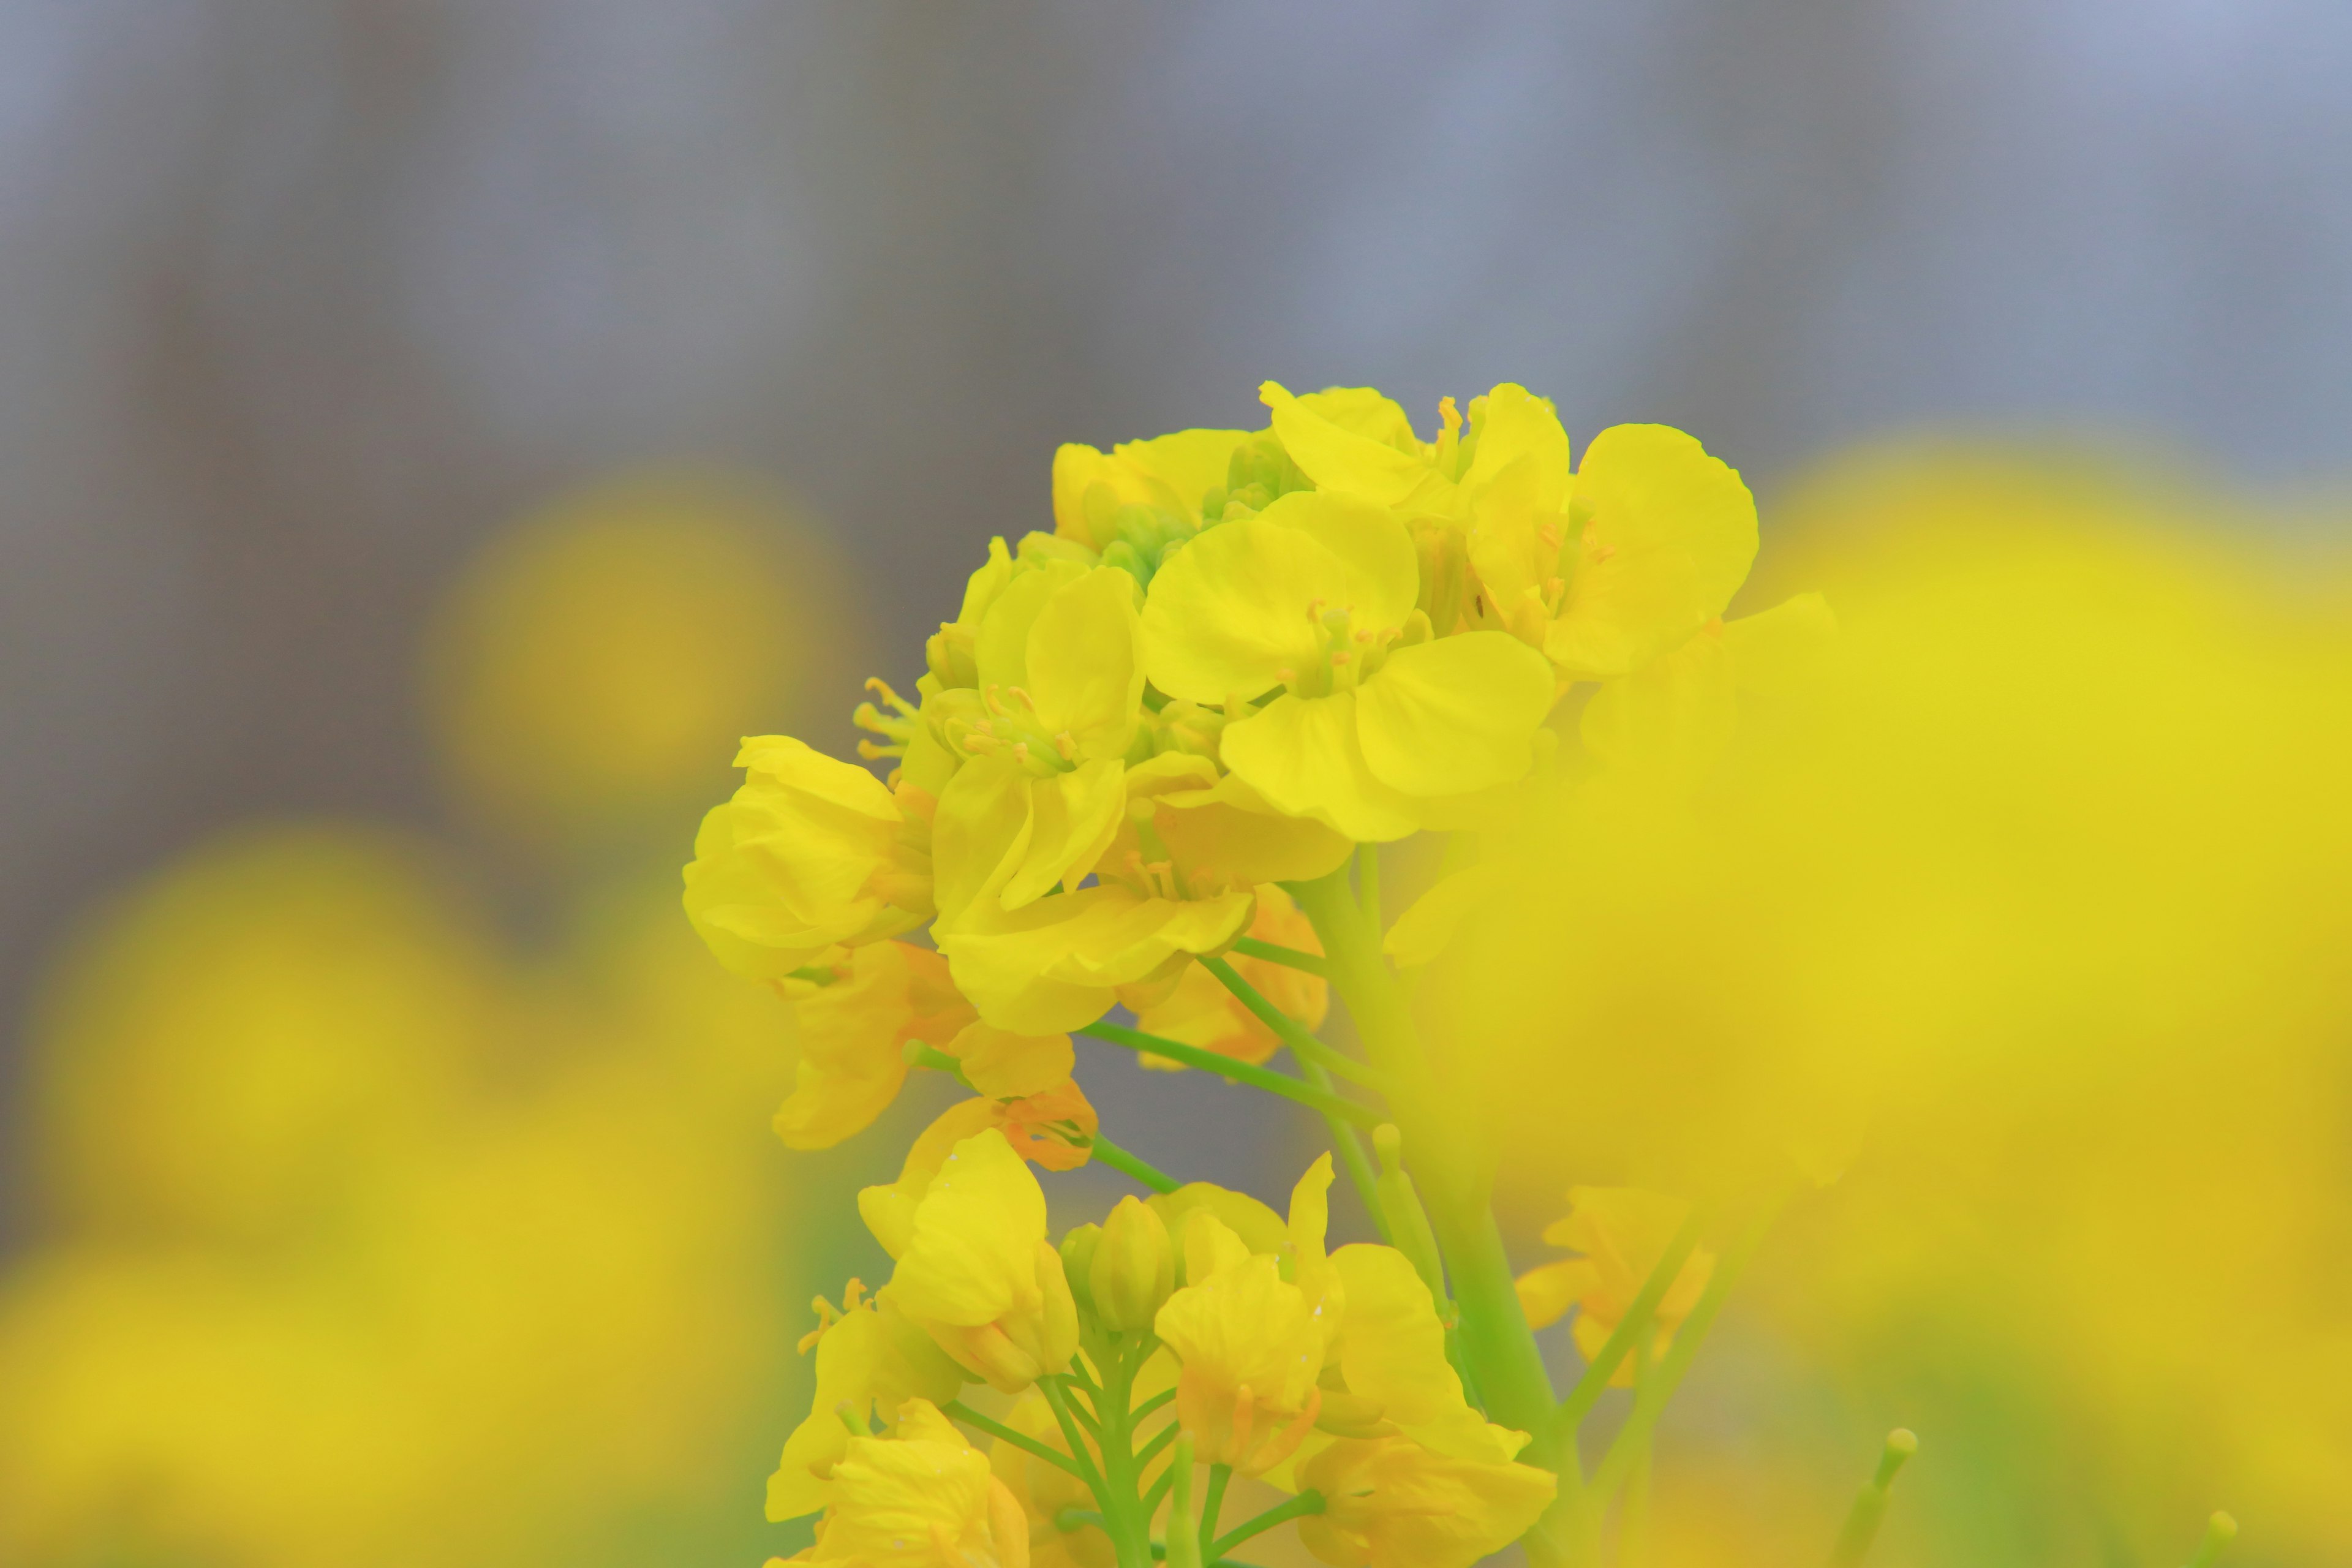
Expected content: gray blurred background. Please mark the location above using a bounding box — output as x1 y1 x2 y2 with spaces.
6 0 2352 1195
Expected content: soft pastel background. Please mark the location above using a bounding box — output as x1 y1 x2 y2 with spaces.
2 6 2349 1567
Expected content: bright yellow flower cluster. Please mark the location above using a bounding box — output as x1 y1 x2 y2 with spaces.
769 1133 1552 1568
685 383 1847 1568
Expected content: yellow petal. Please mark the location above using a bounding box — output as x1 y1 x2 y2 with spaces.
1000 759 1125 910
1722 590 1839 698
1460 383 1570 503
1256 490 1421 633
859 1098 1005 1258
1147 1183 1290 1267
946 1020 1074 1100
1261 381 1438 507
1332 1245 1526 1464
1300 1434 1556 1568
1381 864 1509 970
1578 624 1735 782
1141 516 1352 703
1221 692 1422 842
937 884 1254 1032
1510 1258 1600 1333
1547 424 1757 679
1023 567 1146 759
682 736 914 978
1153 772 1356 886
892 1131 1049 1329
931 756 1038 922
1354 633 1556 798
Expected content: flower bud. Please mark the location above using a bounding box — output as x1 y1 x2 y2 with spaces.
1058 1223 1102 1318
1088 1195 1174 1331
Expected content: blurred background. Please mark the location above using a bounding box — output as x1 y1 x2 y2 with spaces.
2 4 2350 1566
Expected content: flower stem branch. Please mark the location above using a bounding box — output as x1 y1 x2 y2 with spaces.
944 1400 1089 1482
1077 1023 1382 1126
1229 935 1330 978
1093 1131 1182 1194
1209 1490 1325 1559
1200 954 1393 1091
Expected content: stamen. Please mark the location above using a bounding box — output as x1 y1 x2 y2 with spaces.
1054 730 1077 761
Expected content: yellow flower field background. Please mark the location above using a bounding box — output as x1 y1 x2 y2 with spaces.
2 432 2345 1567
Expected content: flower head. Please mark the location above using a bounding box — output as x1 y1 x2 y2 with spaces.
1142 492 1555 840
684 736 931 978
874 1130 1079 1394
801 1398 1031 1567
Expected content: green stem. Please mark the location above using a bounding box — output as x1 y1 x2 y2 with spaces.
1199 954 1394 1091
2182 1512 2238 1568
1588 1186 1794 1512
1037 1378 1106 1493
1077 1023 1382 1126
1287 862 1555 1436
1093 1131 1182 1194
1230 935 1330 978
1200 1463 1232 1547
1209 1490 1326 1559
1133 1387 1176 1422
944 1400 1088 1482
1826 1429 1918 1568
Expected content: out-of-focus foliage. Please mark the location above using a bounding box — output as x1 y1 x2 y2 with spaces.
1429 443 2352 1565
0 469 853 1568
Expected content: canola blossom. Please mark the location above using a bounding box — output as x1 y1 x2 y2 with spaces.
684 386 2256 1568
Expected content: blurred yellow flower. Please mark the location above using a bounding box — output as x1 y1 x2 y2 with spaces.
1513 1188 1717 1386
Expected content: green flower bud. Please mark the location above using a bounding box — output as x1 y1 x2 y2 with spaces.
1088 1195 1174 1331
1059 1223 1103 1319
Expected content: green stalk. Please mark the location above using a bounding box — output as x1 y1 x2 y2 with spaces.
1288 862 1556 1436
1093 1132 1182 1194
1199 954 1395 1091
1825 1429 1918 1568
1077 1023 1382 1126
1209 1490 1326 1559
1229 935 1330 978
946 1400 1089 1481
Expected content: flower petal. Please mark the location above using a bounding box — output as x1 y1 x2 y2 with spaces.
1355 633 1556 798
1547 424 1757 679
1220 692 1423 843
1142 517 1344 703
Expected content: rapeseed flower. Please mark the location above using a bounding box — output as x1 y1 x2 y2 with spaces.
1141 490 1555 839
786 1398 1031 1568
874 1130 1079 1393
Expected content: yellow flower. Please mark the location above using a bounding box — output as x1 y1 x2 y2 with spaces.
769 1281 969 1522
1296 1433 1556 1568
1260 382 1566 522
1141 492 1556 840
1133 886 1328 1069
803 1398 1031 1567
775 941 975 1150
875 1129 1079 1394
1466 421 1757 680
935 883 1256 1035
684 736 931 979
1151 1159 1340 1475
1513 1187 1716 1385
1322 1244 1527 1464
